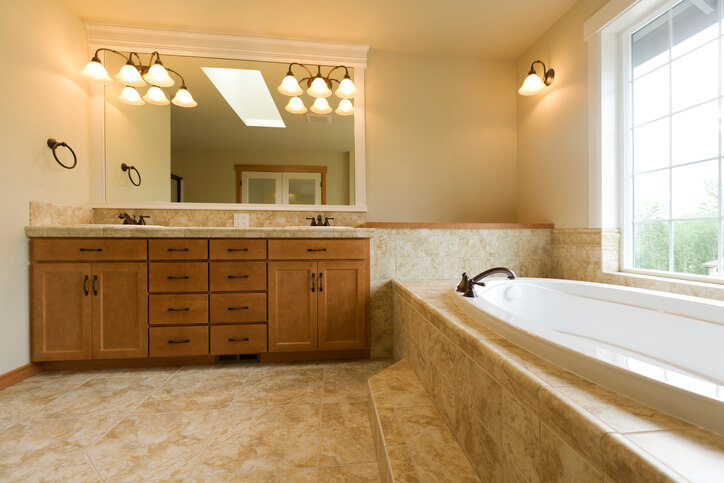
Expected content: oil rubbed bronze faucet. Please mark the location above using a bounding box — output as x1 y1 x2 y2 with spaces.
456 267 517 298
305 215 335 226
118 213 150 225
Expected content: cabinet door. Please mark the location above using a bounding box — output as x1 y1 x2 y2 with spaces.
31 263 93 361
317 261 368 351
92 263 148 359
268 261 317 352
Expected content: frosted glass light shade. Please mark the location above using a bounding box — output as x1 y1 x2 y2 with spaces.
285 96 307 114
518 73 546 95
307 77 332 98
335 77 357 99
116 63 146 87
143 62 174 87
119 86 144 105
81 59 112 83
278 74 303 96
143 86 170 105
335 98 354 116
171 87 197 108
311 97 332 114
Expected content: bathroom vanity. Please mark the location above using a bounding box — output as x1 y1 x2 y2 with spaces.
27 227 372 364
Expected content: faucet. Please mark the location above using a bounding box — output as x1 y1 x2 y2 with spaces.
118 213 150 225
304 215 335 227
456 267 516 298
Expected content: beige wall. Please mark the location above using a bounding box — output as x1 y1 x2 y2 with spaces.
171 149 350 205
516 0 607 228
0 0 90 374
365 51 518 223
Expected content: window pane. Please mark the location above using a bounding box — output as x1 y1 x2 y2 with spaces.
672 160 719 217
633 12 670 78
287 178 316 205
248 178 277 204
673 220 719 274
633 67 670 126
671 100 719 164
634 222 670 271
672 0 718 58
634 170 670 220
671 40 718 111
633 117 670 173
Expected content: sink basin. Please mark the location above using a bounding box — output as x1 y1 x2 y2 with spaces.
283 226 351 229
74 224 166 228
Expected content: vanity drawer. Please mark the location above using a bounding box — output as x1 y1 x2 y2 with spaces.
209 240 267 260
210 293 267 323
149 326 209 357
149 239 207 260
149 262 208 293
210 324 267 355
209 262 266 292
149 294 208 325
268 239 367 260
30 239 147 262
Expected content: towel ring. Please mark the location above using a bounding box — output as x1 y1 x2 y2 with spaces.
121 163 142 187
47 138 77 170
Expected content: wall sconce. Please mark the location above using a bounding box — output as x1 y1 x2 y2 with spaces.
81 49 197 108
277 63 356 116
518 60 555 96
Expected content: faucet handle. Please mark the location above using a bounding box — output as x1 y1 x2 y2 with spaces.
305 217 317 226
323 217 334 226
137 215 150 226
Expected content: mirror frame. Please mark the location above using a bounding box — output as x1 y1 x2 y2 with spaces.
87 24 369 212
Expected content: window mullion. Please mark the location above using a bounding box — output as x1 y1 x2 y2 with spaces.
668 8 674 274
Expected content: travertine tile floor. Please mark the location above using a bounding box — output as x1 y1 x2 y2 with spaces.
0 359 392 482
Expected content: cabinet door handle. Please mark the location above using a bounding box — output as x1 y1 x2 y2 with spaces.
82 275 89 296
311 272 315 292
307 248 327 252
227 248 248 252
167 247 189 252
92 275 98 296
167 275 190 280
228 338 250 342
167 307 190 312
227 275 249 279
227 306 249 311
319 272 323 292
167 339 190 344
79 248 103 252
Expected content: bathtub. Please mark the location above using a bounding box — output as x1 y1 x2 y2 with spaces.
452 278 724 435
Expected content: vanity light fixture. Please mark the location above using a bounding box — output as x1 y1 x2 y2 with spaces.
518 60 555 96
278 63 356 116
81 49 197 108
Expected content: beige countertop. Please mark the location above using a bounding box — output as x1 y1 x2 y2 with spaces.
25 225 375 238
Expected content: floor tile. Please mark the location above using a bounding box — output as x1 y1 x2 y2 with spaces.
184 467 316 482
323 360 392 404
319 402 376 466
231 368 324 406
317 463 381 482
134 371 247 413
0 379 82 421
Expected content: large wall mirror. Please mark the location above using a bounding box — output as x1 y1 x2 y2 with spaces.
90 25 368 209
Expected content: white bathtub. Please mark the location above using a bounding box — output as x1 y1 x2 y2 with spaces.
452 278 724 435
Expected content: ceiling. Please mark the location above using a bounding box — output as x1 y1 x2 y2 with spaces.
60 0 579 59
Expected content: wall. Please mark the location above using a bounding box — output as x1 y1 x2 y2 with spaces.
516 0 608 228
171 149 350 205
365 51 518 223
0 0 91 374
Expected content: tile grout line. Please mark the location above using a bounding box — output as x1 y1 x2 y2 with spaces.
315 367 326 483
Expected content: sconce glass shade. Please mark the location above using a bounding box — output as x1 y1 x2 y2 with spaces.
311 96 332 114
278 74 303 96
335 99 354 116
143 86 170 105
116 63 146 87
171 87 198 108
81 58 112 83
119 86 145 105
307 76 332 98
518 72 547 96
285 96 307 114
335 77 357 99
143 62 174 87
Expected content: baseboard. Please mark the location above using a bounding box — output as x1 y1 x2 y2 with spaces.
38 356 215 372
259 350 370 362
0 363 42 390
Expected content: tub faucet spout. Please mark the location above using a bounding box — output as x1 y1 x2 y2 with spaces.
456 267 516 298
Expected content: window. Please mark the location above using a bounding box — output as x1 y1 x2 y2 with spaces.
626 0 723 279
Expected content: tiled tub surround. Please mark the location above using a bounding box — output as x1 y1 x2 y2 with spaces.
392 280 724 482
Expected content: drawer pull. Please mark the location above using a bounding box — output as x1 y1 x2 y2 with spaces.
307 248 327 252
167 248 190 252
167 276 190 280
168 339 191 344
227 306 249 311
92 275 98 296
167 307 190 312
228 338 250 342
227 248 249 252
319 272 323 292
79 248 103 252
227 275 249 279
82 275 89 296
312 272 315 292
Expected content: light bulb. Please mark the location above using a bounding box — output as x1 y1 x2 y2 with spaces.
119 86 144 105
335 99 354 116
171 87 198 108
285 96 307 114
80 57 112 83
116 62 145 87
143 86 170 105
278 74 303 96
518 73 546 96
335 77 357 99
311 97 332 114
143 61 174 87
307 76 332 98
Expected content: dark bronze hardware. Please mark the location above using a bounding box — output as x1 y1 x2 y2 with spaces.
167 275 189 280
311 272 315 292
118 213 150 225
83 275 89 296
92 275 98 296
167 248 189 252
323 217 334 226
79 248 103 252
227 248 249 252
319 272 323 292
306 217 318 226
47 138 77 170
121 163 142 187
307 248 327 252
227 275 249 279
167 339 190 344
167 307 190 312
227 306 249 311
228 338 250 342
458 267 516 298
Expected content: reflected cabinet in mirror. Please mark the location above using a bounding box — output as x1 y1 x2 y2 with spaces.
104 54 356 206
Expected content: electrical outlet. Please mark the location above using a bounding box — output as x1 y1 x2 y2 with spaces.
233 213 250 228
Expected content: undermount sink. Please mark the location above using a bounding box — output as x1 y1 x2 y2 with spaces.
74 224 166 228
